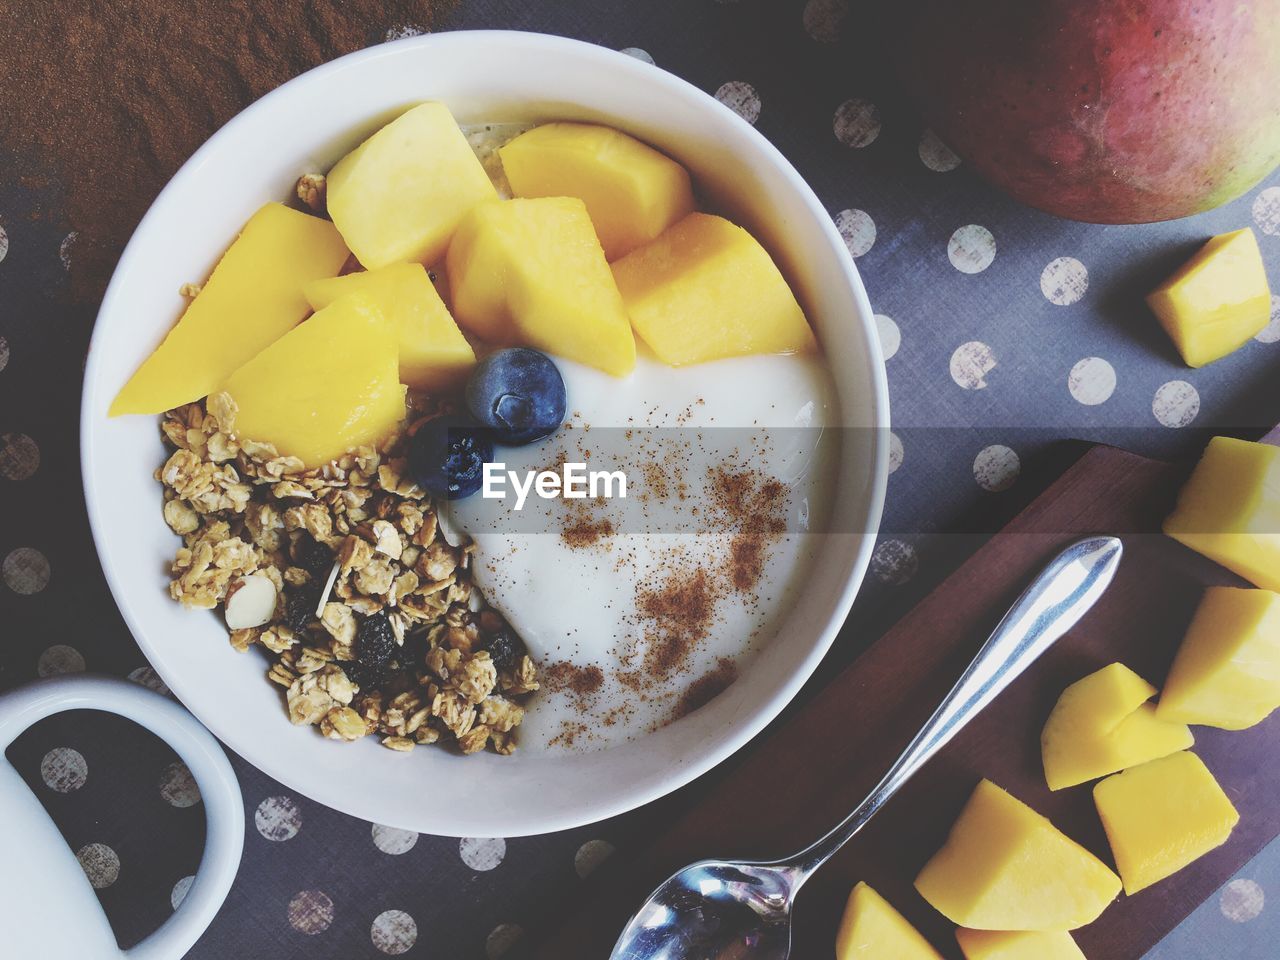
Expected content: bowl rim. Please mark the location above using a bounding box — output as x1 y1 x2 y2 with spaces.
80 29 890 835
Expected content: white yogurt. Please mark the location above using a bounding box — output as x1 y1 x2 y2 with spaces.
448 351 839 751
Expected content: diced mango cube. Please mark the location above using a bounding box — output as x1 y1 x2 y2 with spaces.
1156 586 1280 730
1041 663 1193 791
956 929 1085 960
1093 751 1239 895
1146 228 1271 367
499 122 695 261
110 203 350 416
223 294 405 468
1163 436 1280 591
305 263 475 392
835 882 942 960
611 213 815 366
446 197 636 376
327 102 497 269
915 780 1120 931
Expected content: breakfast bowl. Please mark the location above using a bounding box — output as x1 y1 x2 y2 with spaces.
81 30 889 837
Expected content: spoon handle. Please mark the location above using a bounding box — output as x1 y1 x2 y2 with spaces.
787 535 1123 879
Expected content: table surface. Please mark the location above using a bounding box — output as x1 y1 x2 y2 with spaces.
2 2 1278 958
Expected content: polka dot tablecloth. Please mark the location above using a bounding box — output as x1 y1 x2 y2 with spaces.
2 2 1279 958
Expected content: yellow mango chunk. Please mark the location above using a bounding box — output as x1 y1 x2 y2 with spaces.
110 203 349 416
446 197 636 376
915 780 1120 931
611 212 816 366
956 929 1085 960
835 882 942 960
1093 751 1239 895
223 294 405 468
1157 586 1280 730
327 102 498 269
1146 228 1271 367
1164 436 1280 591
1041 663 1193 791
305 263 475 392
499 122 695 261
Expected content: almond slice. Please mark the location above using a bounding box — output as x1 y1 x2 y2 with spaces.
224 573 278 630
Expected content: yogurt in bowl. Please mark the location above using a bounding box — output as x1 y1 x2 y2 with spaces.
82 31 888 836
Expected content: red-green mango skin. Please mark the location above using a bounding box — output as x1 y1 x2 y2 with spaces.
903 0 1280 223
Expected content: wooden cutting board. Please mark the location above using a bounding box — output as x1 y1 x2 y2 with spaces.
534 428 1280 960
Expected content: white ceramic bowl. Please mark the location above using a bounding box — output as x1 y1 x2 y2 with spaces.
81 31 889 837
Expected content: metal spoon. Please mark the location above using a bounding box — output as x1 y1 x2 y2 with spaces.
610 535 1124 960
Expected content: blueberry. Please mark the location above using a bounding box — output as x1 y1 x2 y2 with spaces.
465 348 567 445
295 535 333 576
284 584 320 634
408 413 494 500
484 623 527 672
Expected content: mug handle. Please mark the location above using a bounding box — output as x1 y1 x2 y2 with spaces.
0 674 243 960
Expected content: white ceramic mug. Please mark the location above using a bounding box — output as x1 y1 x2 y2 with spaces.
0 675 243 959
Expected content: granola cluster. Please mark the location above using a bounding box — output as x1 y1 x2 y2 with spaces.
156 392 539 755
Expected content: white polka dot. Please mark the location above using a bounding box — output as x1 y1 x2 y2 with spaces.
0 432 40 480
0 336 9 373
371 823 418 855
1220 878 1265 923
833 98 881 148
888 432 904 474
128 666 171 696
487 923 526 959
835 208 876 257
255 796 302 841
41 747 88 793
384 24 426 41
159 761 201 807
948 225 996 274
371 909 418 955
1040 257 1089 305
574 839 616 878
460 837 506 871
918 129 962 172
715 81 761 125
38 643 83 676
1153 380 1200 428
1253 186 1280 235
171 875 194 911
874 314 899 360
0 220 8 264
59 231 78 271
950 341 997 390
871 539 918 585
77 843 120 889
7 548 51 595
1256 295 1280 343
288 890 334 934
803 0 848 42
973 444 1020 492
619 47 654 64
1068 357 1117 406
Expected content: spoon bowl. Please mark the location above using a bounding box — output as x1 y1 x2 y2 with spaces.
611 535 1124 960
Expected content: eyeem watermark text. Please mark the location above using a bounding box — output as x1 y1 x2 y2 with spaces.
483 462 628 511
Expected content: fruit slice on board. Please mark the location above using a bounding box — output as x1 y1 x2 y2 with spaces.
306 262 475 392
834 881 942 960
222 293 405 469
1093 751 1239 895
110 202 349 416
1156 586 1280 730
956 928 1085 960
1041 663 1192 791
1164 435 1280 592
915 779 1120 931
